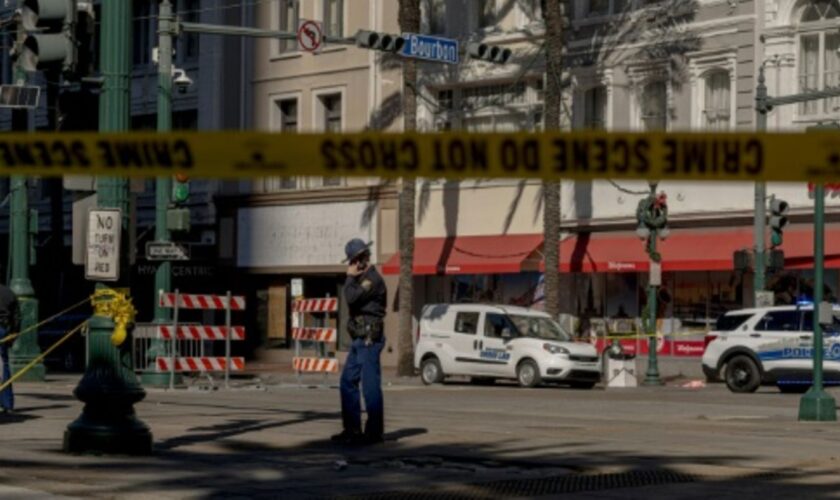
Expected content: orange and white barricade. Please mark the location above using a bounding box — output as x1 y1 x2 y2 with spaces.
292 296 339 381
157 290 247 389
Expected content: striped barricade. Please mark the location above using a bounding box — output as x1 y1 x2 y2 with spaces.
156 357 246 373
293 296 339 377
292 327 337 343
293 357 339 373
154 290 247 389
160 293 246 311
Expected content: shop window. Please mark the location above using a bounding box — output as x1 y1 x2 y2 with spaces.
424 0 446 34
640 80 667 130
583 86 607 130
454 312 479 335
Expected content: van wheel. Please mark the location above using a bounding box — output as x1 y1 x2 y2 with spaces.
420 357 444 385
724 355 761 393
517 360 541 388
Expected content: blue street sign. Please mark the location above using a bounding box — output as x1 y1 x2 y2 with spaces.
401 33 459 65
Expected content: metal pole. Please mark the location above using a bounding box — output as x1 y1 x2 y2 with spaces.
8 60 44 381
142 0 178 387
65 0 153 455
170 289 179 390
754 66 768 305
799 184 837 421
224 291 231 389
643 234 661 385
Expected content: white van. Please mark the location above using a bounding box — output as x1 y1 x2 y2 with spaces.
414 304 601 388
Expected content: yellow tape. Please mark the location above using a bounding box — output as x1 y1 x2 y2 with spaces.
1 130 840 182
0 321 86 394
91 289 136 347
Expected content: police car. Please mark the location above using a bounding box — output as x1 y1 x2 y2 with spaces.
702 304 840 393
414 304 601 388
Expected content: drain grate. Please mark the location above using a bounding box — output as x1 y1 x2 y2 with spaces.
332 470 698 499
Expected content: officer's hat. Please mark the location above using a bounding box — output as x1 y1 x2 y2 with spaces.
343 238 373 263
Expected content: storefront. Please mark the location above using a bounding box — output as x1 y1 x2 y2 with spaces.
384 224 840 338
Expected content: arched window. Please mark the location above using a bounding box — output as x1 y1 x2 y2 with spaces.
798 0 840 116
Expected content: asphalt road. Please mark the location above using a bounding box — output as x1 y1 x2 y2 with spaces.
1 376 840 498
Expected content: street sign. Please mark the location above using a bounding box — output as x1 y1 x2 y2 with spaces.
291 278 304 298
0 85 40 109
85 208 121 282
297 19 324 52
401 33 459 65
146 241 190 261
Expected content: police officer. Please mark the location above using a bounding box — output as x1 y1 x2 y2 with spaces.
332 239 387 445
0 283 19 413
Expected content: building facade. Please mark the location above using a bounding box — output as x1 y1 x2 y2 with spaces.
222 0 404 366
394 0 840 341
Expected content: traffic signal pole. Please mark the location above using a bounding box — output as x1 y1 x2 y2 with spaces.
141 0 179 388
755 64 840 422
8 58 44 381
65 0 153 454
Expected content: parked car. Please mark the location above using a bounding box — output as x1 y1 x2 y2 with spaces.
414 304 601 388
702 305 840 393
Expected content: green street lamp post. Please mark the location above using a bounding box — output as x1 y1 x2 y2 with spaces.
637 182 667 386
64 0 153 455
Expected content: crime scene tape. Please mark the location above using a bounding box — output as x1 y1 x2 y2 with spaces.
2 130 840 182
0 321 86 393
0 297 90 346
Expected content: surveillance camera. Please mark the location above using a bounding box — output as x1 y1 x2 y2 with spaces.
172 69 193 94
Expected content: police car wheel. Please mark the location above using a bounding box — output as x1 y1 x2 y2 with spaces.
517 360 541 388
420 357 444 385
724 355 761 393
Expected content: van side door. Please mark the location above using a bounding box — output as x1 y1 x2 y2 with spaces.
477 313 516 376
448 311 482 375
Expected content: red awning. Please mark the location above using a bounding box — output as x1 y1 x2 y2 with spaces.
558 226 840 273
382 234 542 275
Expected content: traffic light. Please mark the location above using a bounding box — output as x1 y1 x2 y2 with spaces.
14 0 78 74
172 173 190 204
355 31 406 53
467 42 512 64
769 197 789 248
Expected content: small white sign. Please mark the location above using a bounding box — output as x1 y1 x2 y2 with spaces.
85 208 121 281
291 278 304 298
649 261 662 287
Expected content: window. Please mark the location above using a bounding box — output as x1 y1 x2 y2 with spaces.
703 71 730 130
640 81 667 130
798 0 840 116
714 313 751 332
278 99 298 132
320 94 342 132
484 313 518 339
178 0 200 62
588 0 609 16
583 86 607 129
323 0 343 38
478 0 496 28
133 1 154 66
273 98 299 190
454 312 479 335
278 0 299 53
424 0 446 34
319 93 342 186
437 89 454 110
755 311 801 332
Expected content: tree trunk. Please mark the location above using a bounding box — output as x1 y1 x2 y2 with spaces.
542 0 566 319
397 0 420 376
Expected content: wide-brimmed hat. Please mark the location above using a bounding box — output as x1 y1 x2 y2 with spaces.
343 239 373 263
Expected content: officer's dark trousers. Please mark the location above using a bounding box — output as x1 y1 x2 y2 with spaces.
340 337 384 437
0 327 13 410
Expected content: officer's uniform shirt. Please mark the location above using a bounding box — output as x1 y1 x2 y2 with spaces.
344 265 386 320
0 285 20 333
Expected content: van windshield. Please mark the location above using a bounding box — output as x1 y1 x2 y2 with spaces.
509 315 571 341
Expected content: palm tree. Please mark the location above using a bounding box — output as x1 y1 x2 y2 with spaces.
397 0 421 376
541 0 567 319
